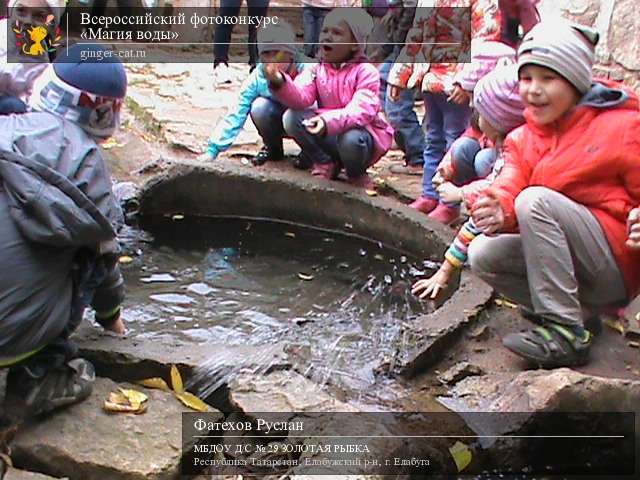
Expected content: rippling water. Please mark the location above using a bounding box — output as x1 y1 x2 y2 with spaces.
119 216 438 402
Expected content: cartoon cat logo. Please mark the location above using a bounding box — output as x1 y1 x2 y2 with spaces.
13 14 62 57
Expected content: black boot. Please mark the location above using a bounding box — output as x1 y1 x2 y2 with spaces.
252 145 284 166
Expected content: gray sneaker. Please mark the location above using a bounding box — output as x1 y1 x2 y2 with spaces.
7 358 95 417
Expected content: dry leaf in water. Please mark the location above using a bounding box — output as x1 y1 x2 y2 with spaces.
138 377 171 391
298 273 314 281
170 364 184 393
118 256 134 264
175 391 210 412
449 441 472 472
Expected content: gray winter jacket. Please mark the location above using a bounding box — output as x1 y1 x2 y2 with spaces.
0 111 124 358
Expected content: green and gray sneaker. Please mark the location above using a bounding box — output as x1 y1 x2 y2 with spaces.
7 358 95 417
503 322 592 369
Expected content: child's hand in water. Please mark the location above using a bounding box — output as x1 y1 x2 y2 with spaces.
437 182 463 203
263 62 284 87
626 207 640 249
412 262 454 299
303 116 326 135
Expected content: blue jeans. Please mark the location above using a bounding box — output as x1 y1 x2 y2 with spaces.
449 137 498 184
302 6 331 58
379 53 425 166
421 92 471 199
250 97 286 151
213 0 270 67
283 109 374 178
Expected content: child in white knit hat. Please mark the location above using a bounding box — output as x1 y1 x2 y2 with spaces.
0 0 65 113
200 21 309 166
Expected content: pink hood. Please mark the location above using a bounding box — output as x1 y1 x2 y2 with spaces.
273 55 393 165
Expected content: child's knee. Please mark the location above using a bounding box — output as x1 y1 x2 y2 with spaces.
282 109 305 137
451 137 481 167
474 148 498 178
514 186 555 224
467 235 495 277
337 129 372 176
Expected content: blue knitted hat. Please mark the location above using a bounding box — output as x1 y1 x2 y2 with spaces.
53 43 127 98
32 43 127 138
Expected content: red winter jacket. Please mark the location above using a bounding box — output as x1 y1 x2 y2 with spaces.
489 79 640 297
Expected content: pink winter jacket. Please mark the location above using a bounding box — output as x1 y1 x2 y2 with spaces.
272 56 394 166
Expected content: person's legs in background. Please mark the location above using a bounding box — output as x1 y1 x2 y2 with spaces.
428 97 471 224
410 92 446 214
213 0 242 84
302 5 330 58
247 0 270 70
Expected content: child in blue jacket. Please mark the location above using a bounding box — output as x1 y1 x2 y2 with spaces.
200 21 308 166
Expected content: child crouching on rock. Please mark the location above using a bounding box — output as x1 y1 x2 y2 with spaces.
264 8 393 189
200 22 308 166
412 63 525 299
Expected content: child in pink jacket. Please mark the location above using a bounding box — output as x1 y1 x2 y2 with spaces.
264 8 394 188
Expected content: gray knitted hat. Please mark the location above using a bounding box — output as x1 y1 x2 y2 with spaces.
517 18 599 94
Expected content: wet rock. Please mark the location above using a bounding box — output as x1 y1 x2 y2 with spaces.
229 371 358 413
5 469 66 480
73 323 290 384
440 369 640 473
438 362 485 386
394 272 493 377
11 378 222 480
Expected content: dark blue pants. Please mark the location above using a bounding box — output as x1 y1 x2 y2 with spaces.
249 97 286 151
302 6 331 58
378 53 425 166
421 92 471 199
283 109 374 178
213 0 270 67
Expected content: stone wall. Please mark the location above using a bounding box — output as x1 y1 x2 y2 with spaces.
538 0 640 91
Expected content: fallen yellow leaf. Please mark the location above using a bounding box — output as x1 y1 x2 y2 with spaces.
170 364 184 393
298 273 314 281
628 341 640 349
138 377 171 392
604 318 626 335
365 189 377 197
101 138 122 150
449 441 472 472
175 391 210 412
495 298 517 309
172 214 185 221
285 232 296 238
118 255 134 264
104 400 147 414
118 388 148 408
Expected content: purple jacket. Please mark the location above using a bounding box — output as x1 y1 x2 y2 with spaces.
273 56 394 166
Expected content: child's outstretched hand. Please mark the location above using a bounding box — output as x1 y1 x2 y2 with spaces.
303 116 326 136
412 262 454 299
626 207 640 249
471 190 504 234
264 62 284 88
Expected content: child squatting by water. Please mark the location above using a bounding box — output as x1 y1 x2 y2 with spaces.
263 7 393 189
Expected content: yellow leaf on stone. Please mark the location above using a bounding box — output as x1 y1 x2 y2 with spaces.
101 138 122 150
175 391 210 412
365 189 377 197
298 273 314 281
494 298 517 309
118 388 148 408
170 364 184 393
604 318 626 335
137 377 171 392
449 441 472 472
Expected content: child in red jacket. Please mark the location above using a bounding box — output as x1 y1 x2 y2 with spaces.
469 19 640 368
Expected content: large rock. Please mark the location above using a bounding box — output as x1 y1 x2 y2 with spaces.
229 371 358 413
11 378 223 480
5 469 66 480
73 324 290 388
440 369 639 475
